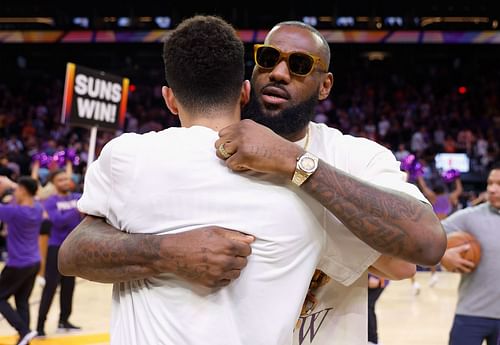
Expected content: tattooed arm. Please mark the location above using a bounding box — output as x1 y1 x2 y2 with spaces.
301 162 446 266
58 215 254 287
216 120 447 266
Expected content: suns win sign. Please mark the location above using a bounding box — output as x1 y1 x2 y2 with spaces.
61 63 129 130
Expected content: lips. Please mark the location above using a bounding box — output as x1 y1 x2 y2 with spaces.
261 85 290 105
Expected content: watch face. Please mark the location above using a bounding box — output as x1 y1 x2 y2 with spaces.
300 156 317 173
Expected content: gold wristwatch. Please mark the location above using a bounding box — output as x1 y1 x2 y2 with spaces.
292 152 319 186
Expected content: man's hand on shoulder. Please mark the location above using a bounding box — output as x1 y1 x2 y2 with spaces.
215 119 302 180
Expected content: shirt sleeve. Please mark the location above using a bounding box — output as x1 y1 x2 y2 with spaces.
77 138 116 218
441 208 471 234
0 204 15 223
44 196 80 226
317 135 429 286
318 216 381 286
357 145 429 204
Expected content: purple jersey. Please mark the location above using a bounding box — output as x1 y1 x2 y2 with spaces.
433 194 452 216
0 202 43 267
43 193 82 246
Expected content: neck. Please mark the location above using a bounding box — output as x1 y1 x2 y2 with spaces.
283 126 308 142
179 108 240 132
17 197 34 207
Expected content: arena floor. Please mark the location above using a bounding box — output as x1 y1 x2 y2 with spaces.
0 270 471 345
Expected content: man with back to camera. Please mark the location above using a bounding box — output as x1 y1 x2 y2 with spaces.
74 15 335 345
59 19 444 344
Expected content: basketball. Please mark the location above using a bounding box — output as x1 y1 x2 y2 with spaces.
444 231 481 270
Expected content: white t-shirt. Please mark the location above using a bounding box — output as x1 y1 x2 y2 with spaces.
78 121 427 345
292 122 428 345
78 126 327 345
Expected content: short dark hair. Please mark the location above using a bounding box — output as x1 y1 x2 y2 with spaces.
489 161 500 172
48 169 66 183
162 15 245 114
17 176 38 196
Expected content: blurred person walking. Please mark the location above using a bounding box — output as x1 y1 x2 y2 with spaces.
0 176 43 345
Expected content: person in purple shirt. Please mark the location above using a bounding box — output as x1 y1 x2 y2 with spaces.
36 169 82 337
0 176 42 345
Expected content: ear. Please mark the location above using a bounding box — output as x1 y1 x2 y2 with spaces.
318 72 334 101
240 80 251 107
162 86 179 116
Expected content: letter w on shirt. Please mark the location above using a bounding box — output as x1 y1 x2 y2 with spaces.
296 308 333 344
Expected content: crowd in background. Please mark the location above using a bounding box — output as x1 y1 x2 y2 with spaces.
0 48 499 200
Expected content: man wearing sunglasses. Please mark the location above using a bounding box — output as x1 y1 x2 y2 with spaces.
59 20 444 344
214 21 444 345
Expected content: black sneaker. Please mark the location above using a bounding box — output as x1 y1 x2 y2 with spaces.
35 329 46 338
57 321 82 333
17 330 37 345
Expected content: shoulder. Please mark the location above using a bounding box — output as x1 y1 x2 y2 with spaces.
442 204 481 224
43 195 56 203
340 134 398 176
455 204 486 216
106 128 183 151
311 122 389 156
310 122 399 174
341 134 389 157
309 122 343 141
0 202 15 211
106 132 146 149
98 131 158 161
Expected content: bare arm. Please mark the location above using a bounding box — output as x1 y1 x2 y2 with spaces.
58 215 254 287
301 162 446 266
416 175 436 204
30 160 40 180
449 178 463 206
64 159 73 176
369 255 416 280
216 120 447 266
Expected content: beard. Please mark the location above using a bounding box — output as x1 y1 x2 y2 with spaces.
242 88 319 137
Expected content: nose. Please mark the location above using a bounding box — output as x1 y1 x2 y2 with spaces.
268 59 292 83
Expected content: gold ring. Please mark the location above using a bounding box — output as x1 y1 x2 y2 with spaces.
218 143 232 159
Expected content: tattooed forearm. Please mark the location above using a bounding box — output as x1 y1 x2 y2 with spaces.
58 216 253 288
302 160 446 266
58 215 164 283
